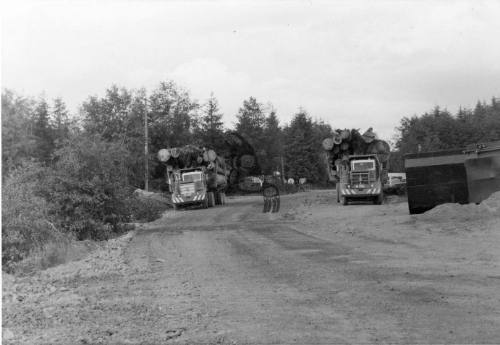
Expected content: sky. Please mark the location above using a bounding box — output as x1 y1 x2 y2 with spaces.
2 0 500 141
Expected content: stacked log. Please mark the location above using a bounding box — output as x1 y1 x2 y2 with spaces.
158 145 202 168
157 145 226 170
223 131 262 190
158 145 229 191
322 128 390 169
157 131 262 193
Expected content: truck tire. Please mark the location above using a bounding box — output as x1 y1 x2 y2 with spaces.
271 198 277 212
272 197 280 213
263 198 271 213
207 192 215 207
374 192 384 205
341 196 348 205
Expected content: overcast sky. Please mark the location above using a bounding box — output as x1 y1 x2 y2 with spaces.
2 0 500 140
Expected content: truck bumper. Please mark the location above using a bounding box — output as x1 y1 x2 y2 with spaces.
341 187 381 197
172 193 206 204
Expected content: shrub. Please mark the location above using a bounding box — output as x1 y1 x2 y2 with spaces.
2 162 64 269
2 136 167 271
46 134 133 239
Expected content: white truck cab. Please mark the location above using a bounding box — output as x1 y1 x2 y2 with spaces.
171 168 209 209
338 155 385 205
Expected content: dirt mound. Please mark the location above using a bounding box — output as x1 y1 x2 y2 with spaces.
420 191 500 222
481 191 500 214
3 231 135 305
41 230 135 281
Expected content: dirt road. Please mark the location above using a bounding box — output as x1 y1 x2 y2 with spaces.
3 191 500 344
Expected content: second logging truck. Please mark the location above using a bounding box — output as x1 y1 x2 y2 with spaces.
322 128 390 206
337 154 387 205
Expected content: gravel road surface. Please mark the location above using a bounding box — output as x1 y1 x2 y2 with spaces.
3 191 500 344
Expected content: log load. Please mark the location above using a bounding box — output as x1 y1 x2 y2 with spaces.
158 145 204 169
157 145 229 192
322 128 391 174
157 131 263 193
223 131 262 191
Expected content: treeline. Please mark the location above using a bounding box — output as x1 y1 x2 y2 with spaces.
4 79 498 267
389 98 500 171
1 81 332 268
3 83 334 185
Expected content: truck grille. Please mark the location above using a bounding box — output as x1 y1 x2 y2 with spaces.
180 183 195 195
351 172 369 185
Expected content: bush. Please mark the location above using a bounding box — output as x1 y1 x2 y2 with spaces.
2 162 64 269
46 134 133 240
2 136 168 271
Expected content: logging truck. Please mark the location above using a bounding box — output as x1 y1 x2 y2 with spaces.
170 168 210 209
322 128 391 206
337 154 387 205
169 166 226 209
158 146 228 210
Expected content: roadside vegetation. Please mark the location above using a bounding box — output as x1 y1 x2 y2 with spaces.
2 84 499 271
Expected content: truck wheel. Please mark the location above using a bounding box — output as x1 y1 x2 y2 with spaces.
341 196 348 205
375 193 383 205
173 204 179 211
272 197 281 213
207 192 215 207
263 198 270 213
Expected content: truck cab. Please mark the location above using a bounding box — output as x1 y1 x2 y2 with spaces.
171 168 209 209
338 154 385 205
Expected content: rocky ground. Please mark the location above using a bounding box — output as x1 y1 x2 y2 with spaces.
3 190 500 344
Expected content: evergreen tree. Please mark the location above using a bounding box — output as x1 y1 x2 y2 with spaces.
261 109 283 174
283 110 322 183
395 97 500 155
1 89 37 172
33 98 54 163
51 97 71 147
235 97 266 147
199 92 225 150
234 97 268 176
126 88 150 188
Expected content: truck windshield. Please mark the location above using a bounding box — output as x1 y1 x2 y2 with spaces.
182 172 202 183
351 160 375 171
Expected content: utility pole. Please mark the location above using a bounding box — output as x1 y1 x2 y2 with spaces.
280 155 285 183
144 93 149 191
